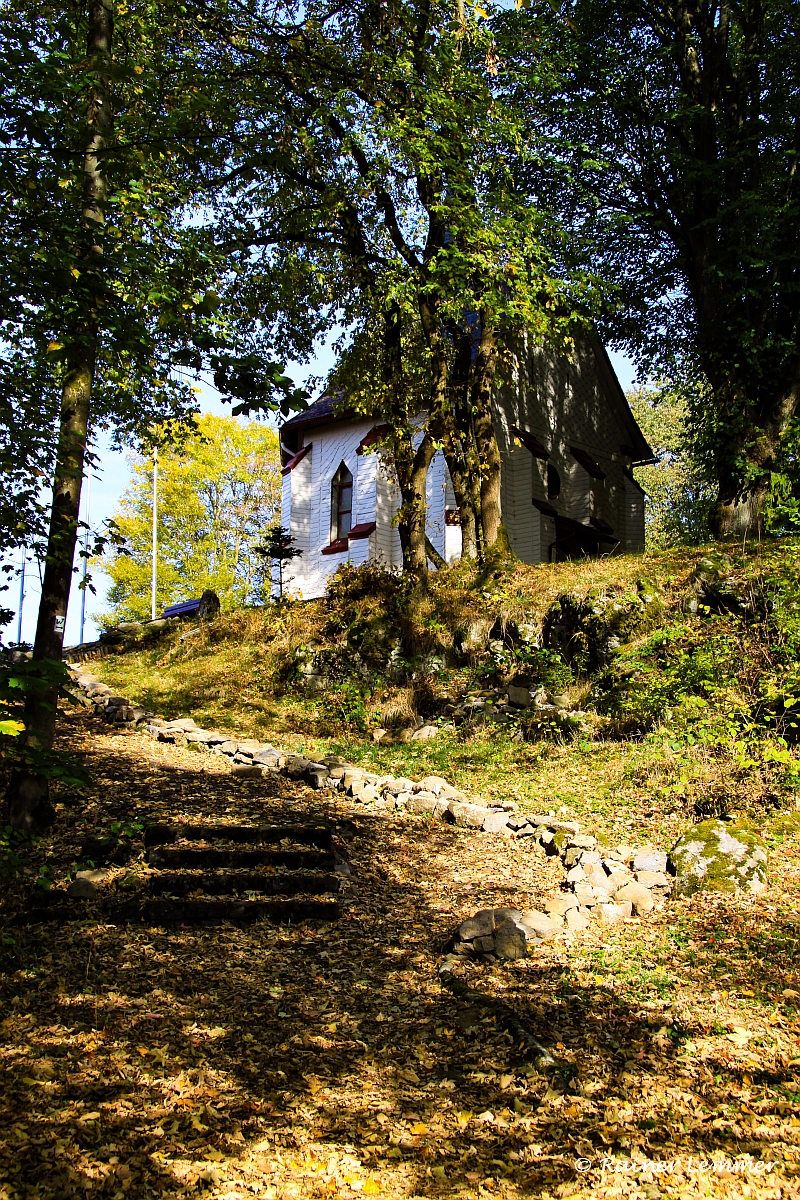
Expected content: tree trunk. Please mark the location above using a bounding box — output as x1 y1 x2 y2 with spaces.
470 317 510 553
393 429 435 582
425 535 447 570
709 486 768 540
7 0 113 832
707 376 800 540
379 300 434 579
440 424 478 559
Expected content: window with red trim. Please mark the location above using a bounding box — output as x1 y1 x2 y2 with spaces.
331 461 353 541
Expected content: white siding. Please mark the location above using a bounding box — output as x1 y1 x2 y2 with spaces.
281 469 292 531
289 451 313 557
501 445 539 563
444 522 462 564
356 449 378 526
623 475 645 552
375 461 403 570
443 469 461 564
425 450 448 561
282 420 394 598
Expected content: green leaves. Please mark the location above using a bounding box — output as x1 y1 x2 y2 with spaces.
0 1 303 567
503 0 800 508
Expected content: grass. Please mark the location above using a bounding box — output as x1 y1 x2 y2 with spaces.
91 538 800 852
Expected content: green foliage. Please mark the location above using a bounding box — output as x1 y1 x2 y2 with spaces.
505 0 800 506
110 818 144 841
498 646 573 695
101 414 281 623
198 0 600 566
325 562 409 612
591 554 800 773
762 416 800 536
592 623 748 734
543 584 663 677
0 657 90 786
327 678 370 734
0 1 306 565
628 386 715 547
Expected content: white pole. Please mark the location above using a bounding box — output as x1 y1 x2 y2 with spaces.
80 472 92 644
151 446 158 620
16 549 25 644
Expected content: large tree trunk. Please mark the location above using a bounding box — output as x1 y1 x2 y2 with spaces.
440 423 478 560
707 376 800 539
441 323 482 560
469 317 510 553
379 301 434 579
7 0 113 832
393 429 435 582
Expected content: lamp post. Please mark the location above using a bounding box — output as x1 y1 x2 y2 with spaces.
151 446 158 620
79 472 92 644
16 549 25 644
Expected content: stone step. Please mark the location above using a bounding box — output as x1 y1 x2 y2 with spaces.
145 846 335 870
24 895 340 925
144 823 332 850
147 870 341 897
122 896 341 925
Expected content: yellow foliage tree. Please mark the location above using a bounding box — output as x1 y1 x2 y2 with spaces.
101 415 281 624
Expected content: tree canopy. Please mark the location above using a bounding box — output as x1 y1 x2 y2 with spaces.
195 0 597 575
0 0 305 829
506 0 800 533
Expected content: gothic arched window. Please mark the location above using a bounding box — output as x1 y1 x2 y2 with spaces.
331 461 353 541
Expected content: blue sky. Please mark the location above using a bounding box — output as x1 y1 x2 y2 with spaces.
6 346 637 648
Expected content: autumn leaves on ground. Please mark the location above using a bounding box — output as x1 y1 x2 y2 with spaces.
5 544 800 1199
0 710 799 1200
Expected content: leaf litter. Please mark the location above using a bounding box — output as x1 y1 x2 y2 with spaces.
0 708 799 1197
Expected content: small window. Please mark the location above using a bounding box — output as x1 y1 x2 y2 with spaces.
331 461 353 541
547 464 561 501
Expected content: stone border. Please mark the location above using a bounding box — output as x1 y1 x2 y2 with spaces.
66 664 537 834
66 664 673 941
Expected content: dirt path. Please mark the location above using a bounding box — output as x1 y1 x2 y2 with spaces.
1 709 799 1199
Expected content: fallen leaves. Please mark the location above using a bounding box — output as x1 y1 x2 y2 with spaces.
1 712 800 1200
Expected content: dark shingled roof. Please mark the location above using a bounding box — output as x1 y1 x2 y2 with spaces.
281 392 350 431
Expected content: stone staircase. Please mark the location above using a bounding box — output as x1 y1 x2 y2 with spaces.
29 822 345 926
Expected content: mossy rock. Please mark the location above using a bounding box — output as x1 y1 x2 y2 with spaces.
669 819 767 897
543 584 662 677
692 554 733 584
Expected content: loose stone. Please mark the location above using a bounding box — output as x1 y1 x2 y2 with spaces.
231 764 262 779
565 908 592 930
596 901 632 925
635 870 670 889
633 850 669 873
517 910 563 941
494 919 528 960
613 880 655 914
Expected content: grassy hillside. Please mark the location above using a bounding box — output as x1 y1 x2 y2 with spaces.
92 540 800 851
